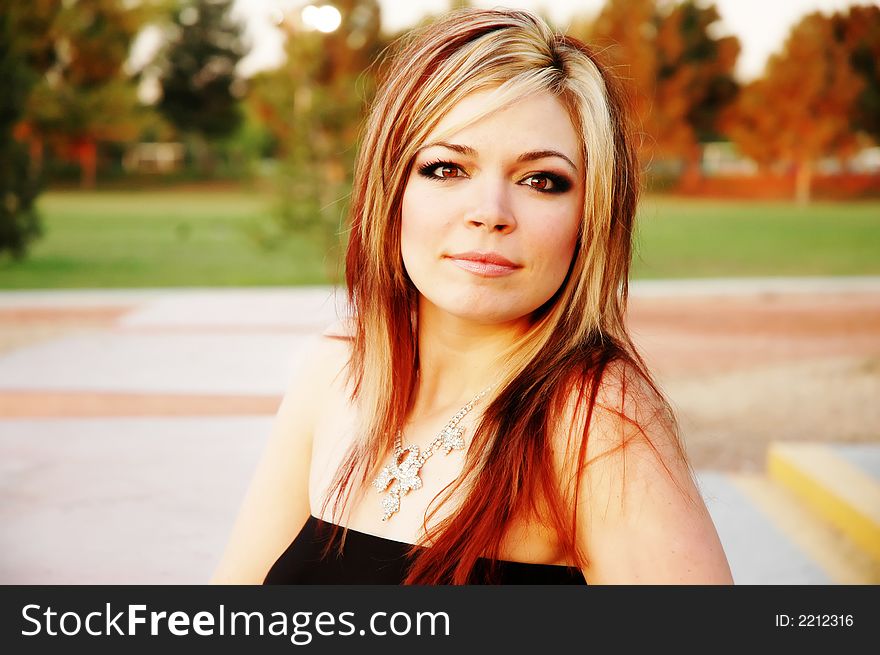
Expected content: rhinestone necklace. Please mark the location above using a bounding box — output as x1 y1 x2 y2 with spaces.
371 384 493 521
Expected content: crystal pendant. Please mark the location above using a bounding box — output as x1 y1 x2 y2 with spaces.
373 444 424 521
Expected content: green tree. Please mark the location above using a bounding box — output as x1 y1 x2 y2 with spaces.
155 0 247 174
249 0 384 282
0 0 61 258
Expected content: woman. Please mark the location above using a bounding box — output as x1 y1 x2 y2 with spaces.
212 8 733 585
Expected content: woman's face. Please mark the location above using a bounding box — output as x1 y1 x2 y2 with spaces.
400 89 584 327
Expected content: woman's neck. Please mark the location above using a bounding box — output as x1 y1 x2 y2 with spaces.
411 297 528 419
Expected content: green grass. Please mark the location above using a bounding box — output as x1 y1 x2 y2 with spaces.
633 196 880 278
0 190 342 288
1 190 878 288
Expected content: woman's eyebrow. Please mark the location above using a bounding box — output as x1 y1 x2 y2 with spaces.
417 142 578 171
416 141 476 157
517 149 578 172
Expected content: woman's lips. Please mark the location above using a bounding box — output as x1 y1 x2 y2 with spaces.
447 257 520 277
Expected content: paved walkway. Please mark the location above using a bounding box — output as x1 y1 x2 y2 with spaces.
0 279 877 583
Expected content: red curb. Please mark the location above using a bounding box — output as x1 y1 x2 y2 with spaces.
0 391 282 418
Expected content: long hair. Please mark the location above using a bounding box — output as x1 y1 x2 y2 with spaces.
320 8 695 584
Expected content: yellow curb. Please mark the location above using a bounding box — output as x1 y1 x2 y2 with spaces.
730 473 880 584
767 443 880 563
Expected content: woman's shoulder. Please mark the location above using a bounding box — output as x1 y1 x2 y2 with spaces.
287 317 353 375
277 318 354 415
550 356 686 485
556 356 673 435
313 317 354 383
320 316 356 340
552 358 732 583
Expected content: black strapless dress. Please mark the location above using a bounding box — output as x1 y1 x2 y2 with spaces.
264 515 587 585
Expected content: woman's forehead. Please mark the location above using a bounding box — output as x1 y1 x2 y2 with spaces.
418 89 582 165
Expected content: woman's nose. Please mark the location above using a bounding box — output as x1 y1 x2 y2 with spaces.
464 178 517 233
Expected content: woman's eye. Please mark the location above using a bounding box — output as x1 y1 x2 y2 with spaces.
417 163 570 192
521 173 571 194
524 175 552 191
435 165 461 179
418 162 464 180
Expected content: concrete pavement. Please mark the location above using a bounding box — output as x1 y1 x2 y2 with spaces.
1 280 877 584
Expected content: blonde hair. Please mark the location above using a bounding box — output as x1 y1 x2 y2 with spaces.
323 8 689 584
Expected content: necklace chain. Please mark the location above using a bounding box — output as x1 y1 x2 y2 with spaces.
371 384 493 521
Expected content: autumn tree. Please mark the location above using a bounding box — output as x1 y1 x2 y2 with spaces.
833 5 880 144
586 0 739 186
584 0 658 153
155 0 247 174
723 11 864 204
23 0 155 188
651 1 739 187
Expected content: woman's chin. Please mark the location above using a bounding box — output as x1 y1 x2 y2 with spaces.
442 307 530 327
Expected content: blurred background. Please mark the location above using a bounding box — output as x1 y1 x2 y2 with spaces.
0 0 877 584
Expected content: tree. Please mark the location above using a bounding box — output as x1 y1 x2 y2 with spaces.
723 12 864 204
248 0 384 282
651 1 740 187
0 0 61 258
833 5 880 144
586 0 658 154
155 0 247 174
22 0 156 188
586 0 739 185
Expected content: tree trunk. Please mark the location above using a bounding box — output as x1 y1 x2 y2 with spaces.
28 137 43 180
679 145 703 193
794 159 812 206
191 133 215 177
79 139 97 189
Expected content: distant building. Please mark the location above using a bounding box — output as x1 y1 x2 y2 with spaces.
700 141 880 176
123 142 185 174
817 146 880 174
701 142 758 176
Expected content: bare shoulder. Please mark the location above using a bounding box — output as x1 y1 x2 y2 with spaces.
276 318 353 402
320 315 356 341
552 358 733 584
209 324 353 584
553 359 679 472
296 323 352 392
